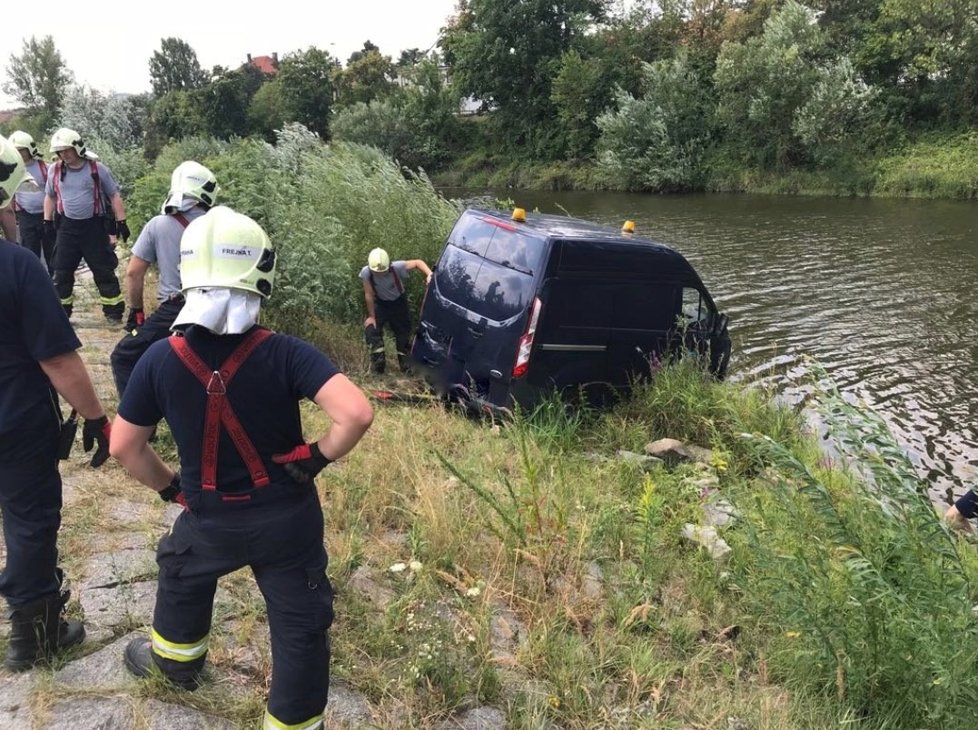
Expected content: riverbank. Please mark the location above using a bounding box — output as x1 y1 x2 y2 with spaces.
433 131 978 200
2 271 976 728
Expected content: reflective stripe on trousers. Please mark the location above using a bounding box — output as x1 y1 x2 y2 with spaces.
151 627 208 662
262 710 323 729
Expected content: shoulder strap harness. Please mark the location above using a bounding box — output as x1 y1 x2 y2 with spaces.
173 213 191 229
368 267 404 297
168 328 274 493
52 160 102 217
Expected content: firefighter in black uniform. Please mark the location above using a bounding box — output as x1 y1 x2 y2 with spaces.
109 206 373 730
0 136 112 671
44 127 129 321
360 247 431 373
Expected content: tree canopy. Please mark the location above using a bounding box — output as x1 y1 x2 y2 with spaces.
3 35 73 124
149 38 209 97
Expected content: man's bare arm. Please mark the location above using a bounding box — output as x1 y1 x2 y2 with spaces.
39 351 106 420
126 256 150 309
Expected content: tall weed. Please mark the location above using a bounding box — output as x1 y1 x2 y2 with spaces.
729 372 978 725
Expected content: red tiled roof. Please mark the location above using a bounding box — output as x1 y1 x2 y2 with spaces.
250 56 278 76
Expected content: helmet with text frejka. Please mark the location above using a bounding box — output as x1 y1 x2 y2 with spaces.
180 206 276 298
162 161 220 214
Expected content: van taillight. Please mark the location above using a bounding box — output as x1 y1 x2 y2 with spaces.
512 297 542 378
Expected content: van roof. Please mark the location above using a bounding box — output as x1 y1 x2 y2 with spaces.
469 208 708 292
475 208 667 246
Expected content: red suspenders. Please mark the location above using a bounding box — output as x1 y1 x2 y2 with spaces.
168 328 274 493
173 213 190 228
52 160 102 217
368 267 404 297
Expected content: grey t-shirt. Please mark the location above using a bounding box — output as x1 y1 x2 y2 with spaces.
359 260 410 302
131 207 206 301
14 160 48 214
45 160 120 220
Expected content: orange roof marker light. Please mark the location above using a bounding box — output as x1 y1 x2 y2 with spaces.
512 207 526 222
621 220 636 234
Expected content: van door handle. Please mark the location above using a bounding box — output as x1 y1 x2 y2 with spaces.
467 327 484 338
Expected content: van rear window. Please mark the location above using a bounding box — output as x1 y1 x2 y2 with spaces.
436 245 532 322
449 214 545 274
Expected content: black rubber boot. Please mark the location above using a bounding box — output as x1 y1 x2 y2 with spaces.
123 636 203 690
4 592 85 671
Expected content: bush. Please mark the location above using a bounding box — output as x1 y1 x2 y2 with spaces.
729 372 978 725
175 125 461 340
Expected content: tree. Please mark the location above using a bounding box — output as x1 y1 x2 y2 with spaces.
249 79 286 141
397 48 426 68
551 50 607 158
713 0 827 168
198 65 264 139
348 41 381 66
440 0 609 158
597 54 713 190
793 58 880 165
814 0 978 125
145 90 207 155
3 36 73 123
149 38 209 97
59 85 138 150
334 49 396 108
277 47 339 138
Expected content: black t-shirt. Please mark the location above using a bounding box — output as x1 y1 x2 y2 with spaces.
118 325 340 498
0 240 81 462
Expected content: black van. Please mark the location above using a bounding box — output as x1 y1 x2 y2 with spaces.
410 208 731 410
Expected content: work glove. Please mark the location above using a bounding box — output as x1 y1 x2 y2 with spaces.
116 219 130 243
272 442 332 484
158 472 188 508
82 415 111 468
125 307 145 332
43 219 57 246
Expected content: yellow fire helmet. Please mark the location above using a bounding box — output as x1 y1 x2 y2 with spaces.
180 206 276 298
163 160 219 214
9 130 41 160
49 127 98 160
0 137 27 210
368 247 390 272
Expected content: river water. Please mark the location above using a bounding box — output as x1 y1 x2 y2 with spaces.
467 190 978 502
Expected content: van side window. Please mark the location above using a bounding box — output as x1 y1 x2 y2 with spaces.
682 287 708 324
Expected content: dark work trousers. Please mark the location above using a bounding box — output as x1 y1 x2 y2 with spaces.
16 211 54 275
110 297 185 398
52 217 124 320
153 491 333 725
0 431 63 607
365 294 412 373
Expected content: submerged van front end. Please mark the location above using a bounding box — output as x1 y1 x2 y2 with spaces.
411 208 731 411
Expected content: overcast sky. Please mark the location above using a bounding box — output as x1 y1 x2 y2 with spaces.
0 0 460 109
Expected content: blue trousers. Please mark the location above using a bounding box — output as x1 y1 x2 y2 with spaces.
110 297 184 398
153 491 333 724
0 440 63 606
